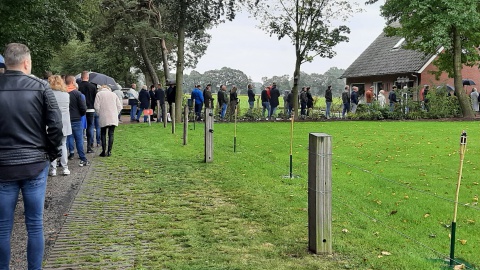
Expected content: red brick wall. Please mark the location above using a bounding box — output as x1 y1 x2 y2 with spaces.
420 62 480 94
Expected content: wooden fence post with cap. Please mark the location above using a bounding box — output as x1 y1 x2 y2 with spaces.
183 105 188 145
308 133 332 254
204 107 214 162
171 103 176 134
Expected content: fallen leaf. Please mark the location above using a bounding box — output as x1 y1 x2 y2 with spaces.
404 195 409 199
454 264 466 269
377 255 383 258
381 251 391 256
459 239 467 245
342 228 349 233
424 213 430 218
466 219 475 224
390 210 398 215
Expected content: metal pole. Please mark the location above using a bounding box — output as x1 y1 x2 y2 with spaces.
290 112 294 178
204 107 214 162
183 105 188 145
308 133 332 254
171 103 176 134
450 131 467 267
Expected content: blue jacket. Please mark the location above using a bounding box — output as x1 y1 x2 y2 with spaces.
191 88 204 105
350 91 358 105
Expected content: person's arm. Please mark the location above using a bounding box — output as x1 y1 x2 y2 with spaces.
78 92 87 116
94 93 100 112
116 95 123 114
200 91 204 103
43 88 63 159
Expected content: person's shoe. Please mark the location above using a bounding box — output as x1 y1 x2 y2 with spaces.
96 144 101 147
79 160 90 167
106 152 111 157
63 168 70 175
136 119 140 122
68 153 74 160
99 151 106 157
87 149 94 153
49 169 56 176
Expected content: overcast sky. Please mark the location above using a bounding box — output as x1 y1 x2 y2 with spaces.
185 1 386 82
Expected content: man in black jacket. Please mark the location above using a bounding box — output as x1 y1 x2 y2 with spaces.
0 43 63 269
166 82 176 115
78 71 97 153
154 83 165 122
66 75 88 165
269 83 281 118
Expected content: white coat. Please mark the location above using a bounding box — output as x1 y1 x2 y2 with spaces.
470 91 479 112
94 87 123 127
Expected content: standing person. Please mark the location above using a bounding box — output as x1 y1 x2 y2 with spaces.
261 86 270 119
94 86 123 157
204 84 214 109
423 85 430 112
65 75 89 166
154 83 166 122
149 85 157 122
166 81 176 117
229 86 238 121
350 86 359 113
191 84 204 121
138 85 150 122
48 75 72 176
300 87 308 118
78 71 97 153
113 87 124 121
365 86 374 106
389 86 398 112
218 85 228 120
470 87 479 116
269 83 280 118
287 90 294 118
247 84 255 111
306 87 313 116
127 83 139 122
325 85 333 119
0 43 63 269
341 85 350 118
377 90 386 107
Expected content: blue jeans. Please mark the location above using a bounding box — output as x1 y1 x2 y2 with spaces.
270 106 277 118
220 103 227 119
140 107 148 122
301 102 307 116
85 112 95 149
342 103 350 117
248 101 254 110
130 104 138 120
0 165 48 270
326 102 332 118
262 102 270 117
67 121 86 161
390 102 395 112
94 113 101 145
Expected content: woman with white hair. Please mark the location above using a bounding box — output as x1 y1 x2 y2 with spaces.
470 88 479 115
377 90 386 108
94 85 122 156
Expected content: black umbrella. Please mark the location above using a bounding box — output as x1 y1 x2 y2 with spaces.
88 72 118 89
462 79 476 86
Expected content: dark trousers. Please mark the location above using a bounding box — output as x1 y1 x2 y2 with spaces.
300 102 307 116
100 126 115 154
150 101 157 121
86 112 95 150
194 103 203 120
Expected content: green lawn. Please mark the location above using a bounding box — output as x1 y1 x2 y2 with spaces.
96 121 479 269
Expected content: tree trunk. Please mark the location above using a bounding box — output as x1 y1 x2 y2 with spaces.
453 27 474 118
161 38 169 84
175 1 187 123
293 58 301 120
139 35 160 85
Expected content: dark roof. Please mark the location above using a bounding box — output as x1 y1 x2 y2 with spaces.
341 33 434 78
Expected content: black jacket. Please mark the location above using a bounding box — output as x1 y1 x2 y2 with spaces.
261 90 269 102
306 92 314 107
325 88 333 102
166 86 176 103
0 70 63 166
154 88 165 104
138 89 150 108
78 81 97 110
248 89 255 102
270 87 281 107
204 90 214 108
218 91 228 105
69 90 87 122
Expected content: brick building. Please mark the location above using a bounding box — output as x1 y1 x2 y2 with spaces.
341 31 480 100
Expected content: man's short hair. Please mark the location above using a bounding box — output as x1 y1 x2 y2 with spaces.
65 75 75 85
392 86 397 89
4 43 30 68
81 71 89 80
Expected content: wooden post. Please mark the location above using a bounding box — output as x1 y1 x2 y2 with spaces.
204 107 214 162
163 103 167 128
183 105 188 145
308 133 332 254
171 103 176 134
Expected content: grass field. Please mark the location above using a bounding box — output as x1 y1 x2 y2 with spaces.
95 121 479 269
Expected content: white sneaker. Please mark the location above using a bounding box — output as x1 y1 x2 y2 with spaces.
49 169 57 176
63 168 70 175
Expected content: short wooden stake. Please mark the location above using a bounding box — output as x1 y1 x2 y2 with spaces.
163 103 167 128
308 133 332 254
204 107 214 162
183 105 188 145
171 103 176 134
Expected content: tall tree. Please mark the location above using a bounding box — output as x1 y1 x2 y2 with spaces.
249 0 356 119
366 0 480 118
161 0 240 122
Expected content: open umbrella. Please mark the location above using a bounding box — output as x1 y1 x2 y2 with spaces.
462 79 476 86
88 72 117 89
0 54 5 68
